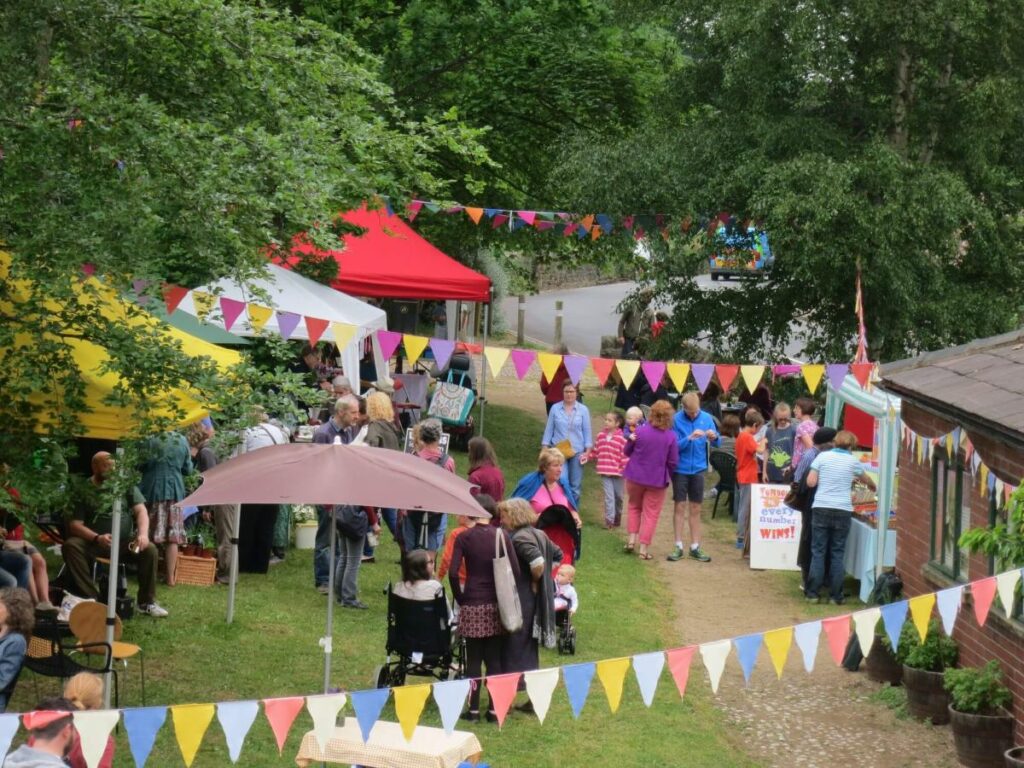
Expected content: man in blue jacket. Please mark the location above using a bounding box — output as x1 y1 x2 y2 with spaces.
668 392 719 562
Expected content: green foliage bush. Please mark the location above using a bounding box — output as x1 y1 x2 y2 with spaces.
944 661 1012 715
896 620 958 672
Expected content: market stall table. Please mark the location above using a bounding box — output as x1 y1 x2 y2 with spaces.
844 514 896 602
294 718 482 768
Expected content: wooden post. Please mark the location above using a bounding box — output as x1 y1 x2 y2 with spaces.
517 294 526 345
554 300 563 348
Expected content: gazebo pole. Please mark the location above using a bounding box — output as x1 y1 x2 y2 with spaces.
102 494 122 710
225 504 242 623
322 507 338 693
479 298 490 436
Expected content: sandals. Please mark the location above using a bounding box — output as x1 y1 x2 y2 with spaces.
638 552 653 560
623 543 635 554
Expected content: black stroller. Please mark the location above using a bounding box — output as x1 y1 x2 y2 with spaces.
537 504 582 565
375 583 465 688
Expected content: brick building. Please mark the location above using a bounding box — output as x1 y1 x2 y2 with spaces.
882 329 1024 741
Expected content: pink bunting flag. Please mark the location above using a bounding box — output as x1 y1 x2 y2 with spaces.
641 361 666 391
563 355 590 386
691 364 715 394
590 357 615 387
821 615 850 665
429 338 456 371
622 215 634 230
263 697 304 754
826 364 848 392
406 200 423 221
715 364 739 392
562 222 577 237
971 576 997 627
305 317 329 346
492 214 509 229
510 349 537 380
276 311 302 340
81 263 96 278
535 220 555 231
376 330 403 360
666 646 696 698
517 211 537 226
485 673 522 728
772 364 802 377
220 297 247 332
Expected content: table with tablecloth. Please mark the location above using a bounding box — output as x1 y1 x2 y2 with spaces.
294 718 482 768
844 516 897 602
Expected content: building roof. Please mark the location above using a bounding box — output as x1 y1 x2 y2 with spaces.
881 328 1024 443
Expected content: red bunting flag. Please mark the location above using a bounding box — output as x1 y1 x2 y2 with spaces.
305 317 329 346
406 200 423 221
971 577 997 627
492 214 509 229
821 616 850 665
715 364 739 392
162 285 189 315
666 646 696 698
851 362 874 388
590 357 615 386
622 215 634 230
485 673 522 728
263 697 304 754
562 223 577 237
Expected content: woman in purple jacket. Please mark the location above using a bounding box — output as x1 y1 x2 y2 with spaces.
623 400 679 560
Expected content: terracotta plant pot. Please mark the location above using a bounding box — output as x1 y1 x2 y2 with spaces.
865 642 903 686
1005 746 1024 767
902 665 950 724
200 548 215 559
948 705 1014 768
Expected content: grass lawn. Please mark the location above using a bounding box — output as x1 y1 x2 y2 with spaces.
12 391 756 767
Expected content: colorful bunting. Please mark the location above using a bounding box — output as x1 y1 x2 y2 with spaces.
263 697 304 754
483 346 510 378
880 600 908 652
563 663 596 719
162 285 189 315
276 311 301 340
665 362 690 392
971 576 997 627
537 353 563 383
0 715 17 766
432 680 471 736
524 668 560 724
123 707 166 768
739 365 764 394
485 673 521 728
465 207 484 225
191 291 216 321
330 322 358 350
852 607 882 657
589 357 615 386
908 594 936 642
826 364 848 393
691 364 715 394
216 701 259 764
699 640 731 694
510 349 536 380
306 694 346 752
219 297 247 332
631 652 665 707
763 627 793 679
304 317 329 346
615 359 640 389
793 621 821 673
170 704 215 768
666 646 696 698
247 304 274 332
733 633 763 685
851 362 874 388
393 684 431 742
402 335 429 367
596 658 630 713
821 616 850 666
350 688 389 744
715 364 739 392
996 570 1021 619
429 338 456 371
563 355 590 386
73 710 119 768
640 361 666 391
406 200 423 221
376 329 403 360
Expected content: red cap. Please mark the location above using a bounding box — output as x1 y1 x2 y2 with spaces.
22 710 72 730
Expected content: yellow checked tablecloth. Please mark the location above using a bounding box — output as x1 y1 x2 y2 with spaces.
294 718 483 768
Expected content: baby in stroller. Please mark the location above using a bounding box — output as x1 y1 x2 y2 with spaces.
554 564 578 655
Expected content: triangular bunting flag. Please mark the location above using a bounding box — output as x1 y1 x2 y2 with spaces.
590 357 615 386
851 362 874 388
276 311 301 340
880 600 908 651
908 594 936 642
328 322 357 349
580 214 595 231
666 363 690 392
971 576 997 626
537 353 564 383
616 359 640 390
739 365 764 394
394 684 431 742
733 633 763 685
305 317 329 346
691 364 715 394
376 329 403 360
73 710 120 768
483 346 510 378
852 607 882 657
162 285 189 315
715 364 739 392
596 658 631 713
563 663 596 719
640 361 666 391
821 615 850 665
996 570 1021 619
0 714 18 766
483 208 501 219
801 364 825 394
591 226 602 241
563 355 590 386
699 640 731 694
424 202 441 213
517 211 537 226
666 646 696 698
263 697 304 754
492 213 509 228
465 207 484 224
350 688 389 743
406 200 423 221
793 621 821 672
306 694 346 752
485 673 522 728
631 652 665 707
192 291 216 321
562 222 577 237
247 304 273 332
936 585 963 636
524 668 559 724
429 338 456 371
402 335 429 366
763 627 793 679
81 263 97 278
216 701 259 764
433 679 471 736
123 707 167 768
510 349 537 380
220 297 247 332
170 704 216 768
826 364 848 392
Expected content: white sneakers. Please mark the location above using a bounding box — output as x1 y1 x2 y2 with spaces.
139 602 169 618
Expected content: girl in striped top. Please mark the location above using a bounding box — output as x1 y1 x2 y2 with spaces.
591 412 629 528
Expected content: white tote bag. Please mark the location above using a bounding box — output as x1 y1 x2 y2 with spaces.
492 529 523 633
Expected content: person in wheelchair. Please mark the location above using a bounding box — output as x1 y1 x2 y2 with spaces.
393 550 447 607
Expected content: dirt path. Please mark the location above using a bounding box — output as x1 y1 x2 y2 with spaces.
482 372 959 768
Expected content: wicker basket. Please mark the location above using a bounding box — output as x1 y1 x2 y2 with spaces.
173 555 216 587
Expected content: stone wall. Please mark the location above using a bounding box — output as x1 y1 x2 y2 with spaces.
535 263 629 291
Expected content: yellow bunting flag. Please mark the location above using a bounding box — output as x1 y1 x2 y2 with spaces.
915 435 923 464
537 353 564 383
666 363 690 392
979 465 989 493
171 704 216 768
464 207 484 224
596 657 630 713
740 365 764 394
191 291 216 321
763 627 793 679
908 593 936 642
330 322 358 349
801 364 825 394
945 433 954 456
615 359 640 389
393 684 431 742
402 335 429 367
247 303 273 332
483 347 510 378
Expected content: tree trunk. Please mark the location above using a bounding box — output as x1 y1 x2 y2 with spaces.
888 46 913 154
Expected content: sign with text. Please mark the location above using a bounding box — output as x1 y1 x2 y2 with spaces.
749 483 801 571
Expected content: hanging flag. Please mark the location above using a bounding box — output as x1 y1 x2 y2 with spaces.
247 304 274 332
465 207 484 225
393 684 431 742
826 364 848 392
615 359 640 389
733 634 763 685
771 364 802 377
576 225 590 240
524 668 560 724
665 646 696 698
589 357 615 386
81 262 97 278
691 364 715 394
640 361 666 391
485 673 522 728
170 704 216 768
123 707 167 768
793 621 821 673
596 658 631 713
349 688 390 744
852 607 882 656
429 338 456 371
483 346 510 378
715 364 739 392
331 322 359 350
510 349 537 380
802 364 825 394
763 627 793 679
591 226 602 241
821 616 850 665
739 365 764 394
580 214 595 231
483 208 502 219
880 600 908 652
433 679 471 736
908 593 936 642
562 222 577 237
402 335 429 366
263 697 304 754
699 640 731 694
936 585 963 636
666 363 691 392
537 352 564 383
192 291 216 322
492 214 509 229
535 220 556 231
631 652 665 707
0 714 18 767
376 330 403 360
851 362 874 388
517 211 537 226
996 570 1021 619
306 694 346 752
162 285 189 315
424 202 441 213
622 215 635 231
563 355 590 386
216 701 259 764
406 200 424 221
276 311 302 340
220 297 247 333
305 317 329 346
596 214 614 234
971 576 997 627
73 710 119 768
563 663 596 719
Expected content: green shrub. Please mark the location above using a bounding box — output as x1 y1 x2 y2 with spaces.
944 661 1012 715
898 620 958 672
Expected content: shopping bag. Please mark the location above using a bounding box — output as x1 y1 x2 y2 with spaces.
428 381 475 425
493 529 523 633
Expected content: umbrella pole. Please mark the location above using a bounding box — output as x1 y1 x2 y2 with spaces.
322 507 338 693
226 504 242 623
102 494 122 710
479 300 489 437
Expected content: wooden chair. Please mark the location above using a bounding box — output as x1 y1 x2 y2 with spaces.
709 450 738 519
69 601 145 705
23 625 114 705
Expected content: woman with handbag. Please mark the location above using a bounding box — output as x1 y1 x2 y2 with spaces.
448 520 521 723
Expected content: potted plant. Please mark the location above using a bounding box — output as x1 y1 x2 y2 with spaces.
897 619 958 724
193 521 217 559
293 505 318 550
944 661 1014 768
1006 746 1024 767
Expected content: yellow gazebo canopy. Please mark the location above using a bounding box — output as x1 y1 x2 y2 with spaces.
1 252 241 440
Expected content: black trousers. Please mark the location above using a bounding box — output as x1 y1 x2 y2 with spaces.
238 504 278 573
465 635 506 713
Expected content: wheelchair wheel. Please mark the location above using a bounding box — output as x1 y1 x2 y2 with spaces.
373 665 389 689
568 631 577 655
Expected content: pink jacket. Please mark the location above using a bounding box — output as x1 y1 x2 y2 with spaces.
592 430 628 477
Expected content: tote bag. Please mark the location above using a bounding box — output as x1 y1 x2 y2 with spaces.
428 372 475 426
492 529 523 633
